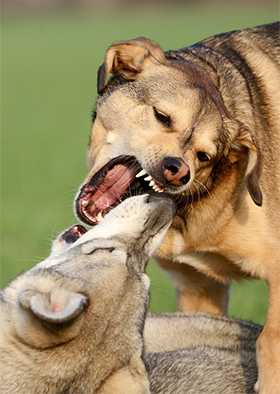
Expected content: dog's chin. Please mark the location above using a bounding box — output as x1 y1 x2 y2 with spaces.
75 155 187 227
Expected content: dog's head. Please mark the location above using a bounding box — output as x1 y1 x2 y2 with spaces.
75 37 262 227
3 194 176 350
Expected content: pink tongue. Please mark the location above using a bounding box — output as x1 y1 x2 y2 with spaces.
93 164 135 210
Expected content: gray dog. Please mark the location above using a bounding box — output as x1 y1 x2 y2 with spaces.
0 194 261 393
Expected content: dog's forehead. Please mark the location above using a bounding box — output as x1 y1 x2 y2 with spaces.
95 83 222 143
97 66 218 116
34 236 127 271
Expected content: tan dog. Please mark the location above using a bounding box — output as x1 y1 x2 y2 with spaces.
0 194 260 393
75 23 280 393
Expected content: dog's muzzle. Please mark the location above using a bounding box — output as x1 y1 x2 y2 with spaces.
75 155 187 227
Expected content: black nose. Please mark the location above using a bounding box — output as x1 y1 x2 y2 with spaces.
60 225 87 244
162 156 190 186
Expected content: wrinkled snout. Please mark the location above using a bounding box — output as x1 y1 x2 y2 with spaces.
162 157 190 186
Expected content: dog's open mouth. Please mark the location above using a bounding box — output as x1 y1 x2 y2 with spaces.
76 155 165 226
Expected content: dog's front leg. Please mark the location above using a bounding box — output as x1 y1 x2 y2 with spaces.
155 256 230 315
255 279 280 394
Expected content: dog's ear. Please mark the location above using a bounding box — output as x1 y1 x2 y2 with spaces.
230 126 262 206
20 289 88 324
17 288 89 348
97 37 165 94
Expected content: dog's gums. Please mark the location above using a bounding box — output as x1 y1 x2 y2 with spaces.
76 156 165 226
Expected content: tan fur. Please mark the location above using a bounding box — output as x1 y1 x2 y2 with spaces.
76 23 280 393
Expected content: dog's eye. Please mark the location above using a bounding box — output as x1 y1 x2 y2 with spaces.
86 247 115 255
153 107 171 127
197 152 210 162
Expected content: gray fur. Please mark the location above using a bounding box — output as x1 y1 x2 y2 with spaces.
144 312 261 394
1 194 260 393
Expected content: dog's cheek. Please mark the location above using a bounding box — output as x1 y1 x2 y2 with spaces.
105 131 117 145
87 119 108 169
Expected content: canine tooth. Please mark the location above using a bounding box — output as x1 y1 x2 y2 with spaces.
135 169 147 178
144 176 152 181
97 212 103 222
149 180 155 187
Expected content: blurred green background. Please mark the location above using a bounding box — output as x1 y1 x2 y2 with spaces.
2 0 277 325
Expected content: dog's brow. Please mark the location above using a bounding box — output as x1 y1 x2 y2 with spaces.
81 236 124 251
182 127 195 150
85 247 115 255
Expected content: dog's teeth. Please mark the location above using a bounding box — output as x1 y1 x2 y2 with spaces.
97 212 103 222
144 176 152 181
149 180 155 187
81 200 88 207
153 184 163 193
136 169 147 178
153 185 160 192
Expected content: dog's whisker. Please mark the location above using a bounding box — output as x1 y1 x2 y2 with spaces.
149 286 176 301
56 188 81 199
16 256 47 264
40 231 59 242
83 94 97 101
160 240 185 248
193 181 202 203
156 247 178 262
39 237 56 246
193 179 211 198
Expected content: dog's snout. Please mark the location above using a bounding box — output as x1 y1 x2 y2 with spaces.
163 157 190 186
147 193 177 216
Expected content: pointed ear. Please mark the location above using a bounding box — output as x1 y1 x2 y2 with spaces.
231 127 262 206
97 37 165 94
20 289 88 324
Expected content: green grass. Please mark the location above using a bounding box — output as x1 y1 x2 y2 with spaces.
1 4 275 325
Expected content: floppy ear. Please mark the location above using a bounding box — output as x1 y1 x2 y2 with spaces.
17 288 89 348
97 37 165 94
231 127 262 206
20 288 88 324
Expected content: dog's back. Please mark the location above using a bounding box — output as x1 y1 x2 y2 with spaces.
144 312 261 394
146 346 257 394
144 311 261 353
